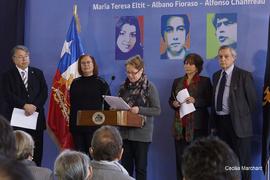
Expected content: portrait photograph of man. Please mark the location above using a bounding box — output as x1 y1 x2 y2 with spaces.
207 13 237 59
160 14 190 60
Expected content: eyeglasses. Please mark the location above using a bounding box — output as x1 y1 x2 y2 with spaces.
126 68 142 76
81 61 92 65
14 56 30 61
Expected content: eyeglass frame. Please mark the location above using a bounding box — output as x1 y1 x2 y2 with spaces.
13 56 30 61
126 67 143 76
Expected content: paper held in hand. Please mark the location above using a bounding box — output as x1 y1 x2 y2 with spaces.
10 108 38 130
176 88 196 118
103 95 131 110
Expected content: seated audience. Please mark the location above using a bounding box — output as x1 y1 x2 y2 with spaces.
90 125 135 180
182 136 241 180
0 115 16 159
14 130 53 180
54 150 92 180
0 155 34 180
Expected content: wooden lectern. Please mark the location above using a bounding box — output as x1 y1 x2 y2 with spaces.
77 110 143 128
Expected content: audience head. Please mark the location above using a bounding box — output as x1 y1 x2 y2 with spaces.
0 115 16 159
13 130 34 161
182 137 241 180
0 155 34 180
90 125 123 161
54 150 92 180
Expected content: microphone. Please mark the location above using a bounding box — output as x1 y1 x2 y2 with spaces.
111 75 116 81
101 75 115 111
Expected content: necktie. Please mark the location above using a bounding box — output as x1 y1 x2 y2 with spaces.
216 71 226 111
21 71 28 89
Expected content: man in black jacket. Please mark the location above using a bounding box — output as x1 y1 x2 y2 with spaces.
212 45 257 180
2 45 48 166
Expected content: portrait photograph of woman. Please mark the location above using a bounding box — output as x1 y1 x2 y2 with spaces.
115 16 144 60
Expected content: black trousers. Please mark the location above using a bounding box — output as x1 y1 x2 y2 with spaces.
14 127 43 166
72 129 97 157
121 140 150 180
216 115 251 180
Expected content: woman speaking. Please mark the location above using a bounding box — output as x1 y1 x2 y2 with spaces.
118 55 161 180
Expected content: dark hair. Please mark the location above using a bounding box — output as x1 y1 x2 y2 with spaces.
91 126 123 161
11 45 29 57
0 115 16 159
77 54 98 76
183 53 204 74
212 13 237 29
161 14 190 39
182 137 241 180
0 155 34 180
115 16 143 60
116 16 141 48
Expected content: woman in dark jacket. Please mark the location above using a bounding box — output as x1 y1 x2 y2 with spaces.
168 53 212 180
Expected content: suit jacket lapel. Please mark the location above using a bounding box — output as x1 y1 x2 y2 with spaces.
213 70 222 92
13 67 27 91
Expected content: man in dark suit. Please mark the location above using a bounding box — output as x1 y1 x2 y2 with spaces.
2 45 48 166
212 45 257 180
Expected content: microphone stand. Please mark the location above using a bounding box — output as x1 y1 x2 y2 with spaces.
101 75 115 111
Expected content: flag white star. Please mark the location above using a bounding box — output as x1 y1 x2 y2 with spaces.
60 40 72 58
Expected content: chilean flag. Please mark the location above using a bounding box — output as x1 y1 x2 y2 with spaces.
47 14 84 149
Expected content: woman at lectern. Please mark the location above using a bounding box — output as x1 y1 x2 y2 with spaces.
118 55 161 180
69 54 110 155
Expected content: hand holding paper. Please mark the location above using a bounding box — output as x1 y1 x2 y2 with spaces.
10 108 38 130
176 88 196 118
130 106 139 114
23 104 37 116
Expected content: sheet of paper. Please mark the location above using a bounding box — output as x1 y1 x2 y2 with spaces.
103 95 131 110
10 108 38 130
176 88 196 118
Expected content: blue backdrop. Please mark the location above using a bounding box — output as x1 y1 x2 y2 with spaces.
24 0 269 179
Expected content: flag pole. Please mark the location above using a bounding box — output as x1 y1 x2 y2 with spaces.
73 4 77 16
73 4 81 32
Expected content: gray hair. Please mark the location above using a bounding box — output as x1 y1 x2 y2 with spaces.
54 150 91 180
218 45 237 58
14 130 34 160
11 45 29 57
